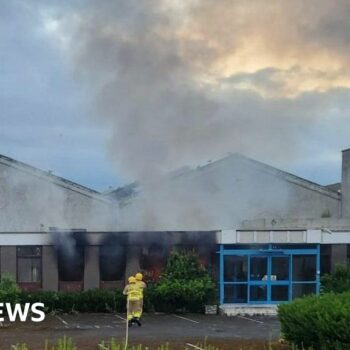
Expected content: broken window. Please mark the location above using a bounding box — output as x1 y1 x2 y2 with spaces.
140 243 168 282
53 231 87 291
58 245 85 282
100 244 126 281
99 234 127 289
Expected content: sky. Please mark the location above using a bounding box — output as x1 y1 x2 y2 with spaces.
1 0 350 191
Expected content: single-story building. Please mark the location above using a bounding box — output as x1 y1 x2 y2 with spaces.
0 149 349 313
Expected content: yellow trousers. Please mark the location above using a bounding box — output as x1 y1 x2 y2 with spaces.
127 299 143 320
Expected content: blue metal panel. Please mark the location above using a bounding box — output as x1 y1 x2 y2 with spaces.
289 254 293 301
316 244 321 295
247 254 250 302
222 249 318 255
219 244 224 304
267 252 272 303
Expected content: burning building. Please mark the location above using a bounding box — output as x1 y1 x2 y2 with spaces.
0 149 350 313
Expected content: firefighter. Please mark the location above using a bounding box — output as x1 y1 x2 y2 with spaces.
135 272 147 315
123 276 142 327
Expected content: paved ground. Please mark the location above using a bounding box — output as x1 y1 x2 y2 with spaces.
0 313 282 349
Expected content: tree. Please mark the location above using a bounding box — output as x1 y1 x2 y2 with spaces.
154 250 216 312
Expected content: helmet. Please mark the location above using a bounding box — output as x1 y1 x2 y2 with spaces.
128 276 136 284
135 273 143 281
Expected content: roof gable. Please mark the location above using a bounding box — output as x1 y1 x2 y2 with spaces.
109 153 340 202
0 154 109 203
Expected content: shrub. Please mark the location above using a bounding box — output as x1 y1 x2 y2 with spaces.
154 250 216 313
321 264 350 293
0 272 21 305
278 291 350 349
12 251 216 315
142 284 157 312
18 289 126 313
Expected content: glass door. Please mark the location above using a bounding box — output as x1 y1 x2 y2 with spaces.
248 255 290 303
220 244 320 305
249 256 268 303
270 256 290 302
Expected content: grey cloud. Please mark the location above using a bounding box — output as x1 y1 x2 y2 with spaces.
0 0 117 190
3 0 350 192
46 0 350 183
222 67 287 92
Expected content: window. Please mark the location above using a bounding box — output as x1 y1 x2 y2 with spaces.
100 244 126 281
321 245 331 275
292 255 316 281
250 285 267 301
272 256 289 280
224 255 248 282
17 246 42 283
250 256 267 280
292 283 316 299
58 245 84 281
271 285 289 302
224 284 247 303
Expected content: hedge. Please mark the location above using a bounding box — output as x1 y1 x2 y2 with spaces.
321 264 350 294
0 282 214 314
0 251 217 314
18 289 126 313
278 291 350 349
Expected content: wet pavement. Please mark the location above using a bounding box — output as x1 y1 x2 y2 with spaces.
0 313 281 349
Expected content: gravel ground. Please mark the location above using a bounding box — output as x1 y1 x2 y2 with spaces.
0 313 282 349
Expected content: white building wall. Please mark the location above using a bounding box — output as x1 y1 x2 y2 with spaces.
0 162 117 231
118 156 340 231
219 229 350 244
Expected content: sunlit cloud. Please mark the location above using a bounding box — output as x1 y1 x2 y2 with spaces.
3 0 350 186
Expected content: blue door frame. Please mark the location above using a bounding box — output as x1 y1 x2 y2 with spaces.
219 244 320 304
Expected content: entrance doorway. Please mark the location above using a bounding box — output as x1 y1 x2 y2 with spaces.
220 244 320 304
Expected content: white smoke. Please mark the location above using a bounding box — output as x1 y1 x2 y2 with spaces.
37 0 350 229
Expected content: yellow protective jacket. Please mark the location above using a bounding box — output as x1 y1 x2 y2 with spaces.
123 284 142 301
135 281 147 298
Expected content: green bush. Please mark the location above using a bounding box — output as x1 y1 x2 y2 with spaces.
278 291 350 349
142 284 158 312
0 272 21 305
18 289 126 313
154 250 216 313
10 251 216 315
321 264 350 293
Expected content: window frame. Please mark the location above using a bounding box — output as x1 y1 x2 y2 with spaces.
16 245 42 289
220 244 320 304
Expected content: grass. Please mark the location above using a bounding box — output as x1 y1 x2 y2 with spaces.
8 337 316 350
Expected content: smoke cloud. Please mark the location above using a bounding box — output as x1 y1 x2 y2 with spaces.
42 0 350 183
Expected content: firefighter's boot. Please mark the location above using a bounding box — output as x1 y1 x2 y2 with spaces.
134 317 141 327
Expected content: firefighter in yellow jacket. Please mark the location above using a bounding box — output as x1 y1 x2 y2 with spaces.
123 276 142 327
135 273 147 312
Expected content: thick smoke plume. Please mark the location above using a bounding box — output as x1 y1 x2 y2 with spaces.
49 0 350 183
35 0 350 230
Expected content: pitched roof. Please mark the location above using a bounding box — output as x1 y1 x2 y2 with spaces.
0 154 111 203
225 154 340 199
107 153 340 202
325 182 341 193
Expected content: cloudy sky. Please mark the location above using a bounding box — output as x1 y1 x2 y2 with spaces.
1 0 350 190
